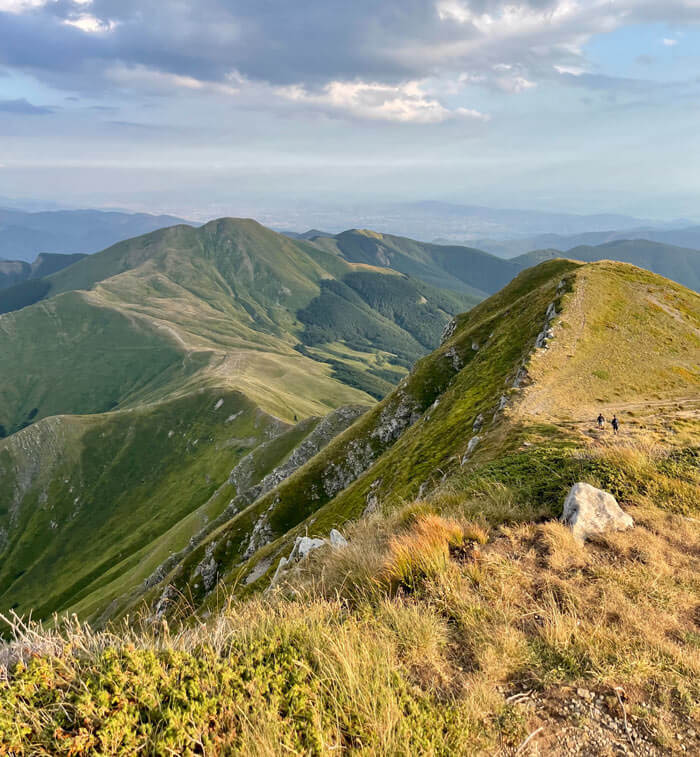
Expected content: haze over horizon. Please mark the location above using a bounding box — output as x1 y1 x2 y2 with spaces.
1 1 700 223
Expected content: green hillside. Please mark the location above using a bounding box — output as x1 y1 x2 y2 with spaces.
0 253 86 315
514 238 700 291
127 259 699 622
0 218 475 620
311 228 519 296
3 259 697 756
0 219 472 432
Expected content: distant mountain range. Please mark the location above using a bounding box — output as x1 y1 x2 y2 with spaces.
0 208 188 262
513 239 700 292
271 200 693 242
463 225 700 258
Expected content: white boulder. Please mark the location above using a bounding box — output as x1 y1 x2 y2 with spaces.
329 528 348 548
561 482 634 541
289 535 326 562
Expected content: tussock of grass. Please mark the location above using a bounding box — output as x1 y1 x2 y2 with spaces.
384 514 466 590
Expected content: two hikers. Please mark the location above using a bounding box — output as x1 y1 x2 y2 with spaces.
596 412 619 434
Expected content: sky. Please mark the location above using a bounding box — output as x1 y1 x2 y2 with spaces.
1 0 700 223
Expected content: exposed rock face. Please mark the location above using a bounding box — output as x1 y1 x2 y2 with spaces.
193 542 219 591
472 413 484 433
441 317 457 343
363 478 382 516
445 346 463 372
243 503 275 558
461 435 481 465
229 405 366 501
154 584 178 619
561 482 634 541
535 301 558 349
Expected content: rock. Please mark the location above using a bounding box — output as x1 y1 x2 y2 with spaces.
267 556 288 591
289 535 326 562
471 341 479 351
214 398 224 410
441 317 457 343
444 346 463 372
561 482 634 541
329 529 348 548
243 557 273 585
512 366 529 388
193 543 219 591
461 435 481 465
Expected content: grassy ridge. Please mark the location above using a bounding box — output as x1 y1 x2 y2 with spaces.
0 218 471 429
143 261 579 609
1 259 699 755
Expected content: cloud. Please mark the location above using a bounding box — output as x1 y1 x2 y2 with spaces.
662 37 679 45
0 97 53 114
1 1 700 123
63 14 119 33
0 0 49 12
277 79 489 123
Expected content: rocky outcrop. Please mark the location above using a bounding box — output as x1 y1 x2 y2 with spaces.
535 301 558 350
441 317 457 343
445 346 463 372
561 482 634 541
230 405 366 505
266 529 348 591
193 542 219 592
142 406 366 594
461 435 481 465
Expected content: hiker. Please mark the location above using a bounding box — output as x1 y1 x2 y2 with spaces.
611 415 619 435
597 413 605 429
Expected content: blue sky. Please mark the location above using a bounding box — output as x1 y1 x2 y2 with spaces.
0 1 699 222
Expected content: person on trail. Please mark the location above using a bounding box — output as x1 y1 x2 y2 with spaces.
597 413 605 429
611 415 619 435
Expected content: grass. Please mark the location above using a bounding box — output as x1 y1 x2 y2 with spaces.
1 257 699 752
0 389 301 622
1 438 698 755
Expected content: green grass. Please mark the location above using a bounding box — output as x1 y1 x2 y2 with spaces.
0 389 290 621
2 259 699 755
153 260 580 606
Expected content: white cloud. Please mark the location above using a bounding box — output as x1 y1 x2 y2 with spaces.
495 74 536 93
63 14 118 34
0 0 91 12
662 37 679 45
437 0 583 35
108 64 240 96
276 79 489 124
555 64 587 76
0 0 50 11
